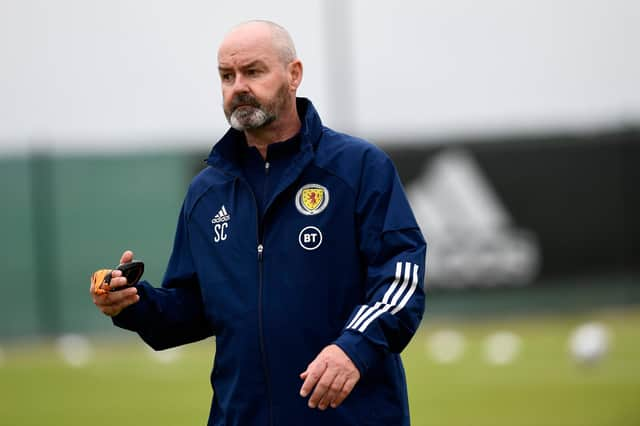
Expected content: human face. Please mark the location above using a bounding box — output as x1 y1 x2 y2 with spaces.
218 31 292 131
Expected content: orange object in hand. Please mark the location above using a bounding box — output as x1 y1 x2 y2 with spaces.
91 269 113 295
91 261 145 295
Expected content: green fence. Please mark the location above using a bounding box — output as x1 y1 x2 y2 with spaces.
0 152 199 338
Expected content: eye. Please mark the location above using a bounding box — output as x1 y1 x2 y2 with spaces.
247 68 261 77
220 72 234 83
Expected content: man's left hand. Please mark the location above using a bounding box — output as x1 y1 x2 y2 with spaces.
299 344 361 410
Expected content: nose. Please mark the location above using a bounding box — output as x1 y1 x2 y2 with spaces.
231 74 250 95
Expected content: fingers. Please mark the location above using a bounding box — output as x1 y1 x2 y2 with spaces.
299 344 361 410
105 292 139 317
90 251 138 317
120 250 134 265
89 269 127 297
326 375 347 408
299 361 327 399
307 368 338 409
108 269 129 290
316 372 344 410
92 286 139 317
331 376 358 408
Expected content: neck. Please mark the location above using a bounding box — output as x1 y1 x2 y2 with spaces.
244 104 301 160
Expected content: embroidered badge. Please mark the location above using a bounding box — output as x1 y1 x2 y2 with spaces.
295 184 329 215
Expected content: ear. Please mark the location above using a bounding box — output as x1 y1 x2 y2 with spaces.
288 59 303 91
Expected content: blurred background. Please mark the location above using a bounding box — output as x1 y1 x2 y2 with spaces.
1 1 639 425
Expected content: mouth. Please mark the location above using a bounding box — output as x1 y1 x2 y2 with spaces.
232 104 259 115
230 94 261 111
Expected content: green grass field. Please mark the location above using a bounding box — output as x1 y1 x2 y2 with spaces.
1 309 639 426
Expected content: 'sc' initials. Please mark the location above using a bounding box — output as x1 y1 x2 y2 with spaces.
214 223 228 243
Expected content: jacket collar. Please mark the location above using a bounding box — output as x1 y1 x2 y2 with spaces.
206 97 322 176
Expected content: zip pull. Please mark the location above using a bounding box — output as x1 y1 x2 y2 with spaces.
264 161 270 175
257 244 264 261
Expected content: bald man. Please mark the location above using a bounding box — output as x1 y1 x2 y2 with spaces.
91 20 426 426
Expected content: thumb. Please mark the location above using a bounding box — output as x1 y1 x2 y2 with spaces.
120 250 134 264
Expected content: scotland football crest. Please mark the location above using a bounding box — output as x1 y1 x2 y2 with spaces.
295 183 329 215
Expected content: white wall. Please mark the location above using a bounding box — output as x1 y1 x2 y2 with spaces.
1 0 638 153
351 0 640 140
0 0 328 152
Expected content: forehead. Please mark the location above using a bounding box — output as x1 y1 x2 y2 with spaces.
218 25 279 68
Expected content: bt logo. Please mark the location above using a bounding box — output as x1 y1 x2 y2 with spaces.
298 226 323 250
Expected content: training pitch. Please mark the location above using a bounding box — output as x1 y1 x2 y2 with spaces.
1 309 639 425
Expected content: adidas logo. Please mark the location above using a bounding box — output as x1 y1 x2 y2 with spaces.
211 205 231 224
406 149 540 288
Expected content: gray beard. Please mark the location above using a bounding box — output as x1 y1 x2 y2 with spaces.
229 106 274 131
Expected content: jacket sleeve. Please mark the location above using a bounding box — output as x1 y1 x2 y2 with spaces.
112 202 213 350
333 149 426 375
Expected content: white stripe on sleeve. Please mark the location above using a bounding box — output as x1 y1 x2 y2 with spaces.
346 261 419 333
357 264 417 332
347 262 403 330
345 305 369 330
391 264 419 315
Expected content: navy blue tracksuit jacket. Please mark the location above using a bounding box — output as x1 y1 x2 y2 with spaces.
114 98 427 426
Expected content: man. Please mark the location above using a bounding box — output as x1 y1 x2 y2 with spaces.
91 20 426 426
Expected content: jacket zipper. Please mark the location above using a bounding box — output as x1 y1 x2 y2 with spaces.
210 163 274 426
256 242 273 426
258 160 273 426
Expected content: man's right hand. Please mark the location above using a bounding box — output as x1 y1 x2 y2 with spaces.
90 250 140 317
